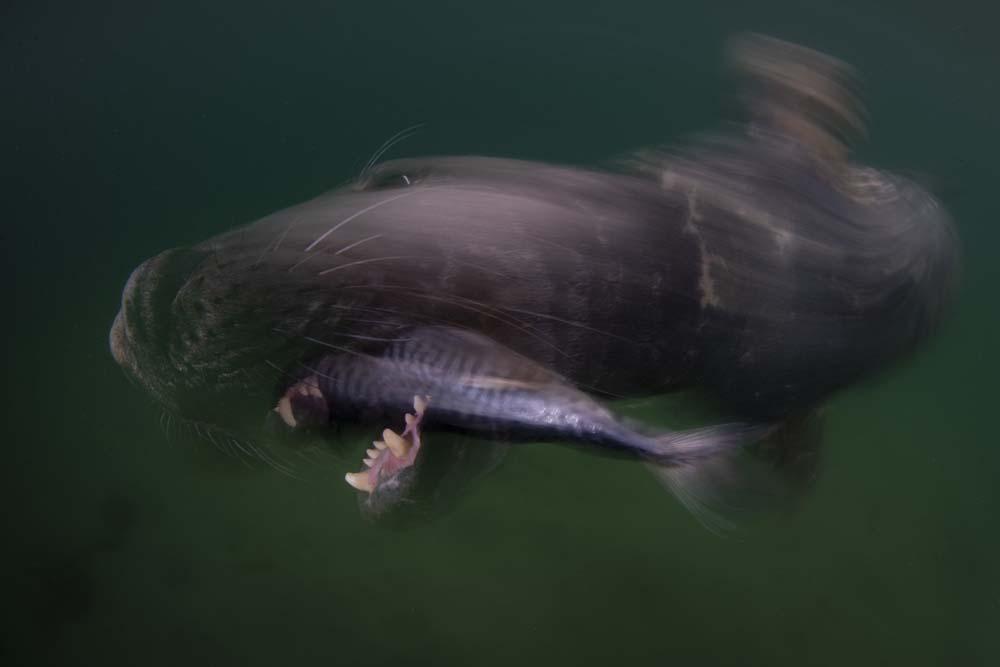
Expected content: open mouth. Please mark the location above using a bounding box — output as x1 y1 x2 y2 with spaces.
344 394 428 494
274 376 329 429
274 377 429 496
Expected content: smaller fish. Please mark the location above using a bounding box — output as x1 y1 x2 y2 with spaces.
275 326 770 517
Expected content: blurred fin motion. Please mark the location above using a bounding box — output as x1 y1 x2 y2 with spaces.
728 33 866 168
650 413 824 533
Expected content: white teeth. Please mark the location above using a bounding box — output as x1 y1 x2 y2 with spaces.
275 396 297 428
366 448 379 458
383 428 409 458
344 472 374 492
413 395 429 415
293 376 322 397
373 441 387 450
363 458 374 467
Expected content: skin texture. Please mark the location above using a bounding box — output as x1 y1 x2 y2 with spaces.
111 157 708 410
109 36 959 522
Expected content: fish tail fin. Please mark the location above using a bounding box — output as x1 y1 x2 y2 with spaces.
647 414 824 534
647 422 773 466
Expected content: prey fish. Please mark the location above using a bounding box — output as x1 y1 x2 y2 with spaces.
274 326 770 511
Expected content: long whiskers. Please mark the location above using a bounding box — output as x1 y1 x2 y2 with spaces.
324 302 443 326
158 406 300 478
360 123 425 176
317 255 420 276
333 316 411 328
338 283 569 358
253 214 302 268
332 233 383 256
301 190 424 254
300 335 369 358
499 305 642 346
237 437 299 478
319 251 513 280
321 331 414 343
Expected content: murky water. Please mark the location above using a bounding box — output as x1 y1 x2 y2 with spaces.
4 2 998 665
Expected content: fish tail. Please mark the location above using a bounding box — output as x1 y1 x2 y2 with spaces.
647 415 824 534
640 423 772 534
645 423 772 466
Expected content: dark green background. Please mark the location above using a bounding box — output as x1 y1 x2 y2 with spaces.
3 1 998 665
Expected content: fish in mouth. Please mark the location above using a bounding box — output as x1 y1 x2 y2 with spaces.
108 35 958 526
266 326 769 519
275 379 430 495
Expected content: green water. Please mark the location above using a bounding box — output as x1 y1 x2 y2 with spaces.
4 1 999 665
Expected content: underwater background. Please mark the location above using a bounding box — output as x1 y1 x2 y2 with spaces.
3 1 998 665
